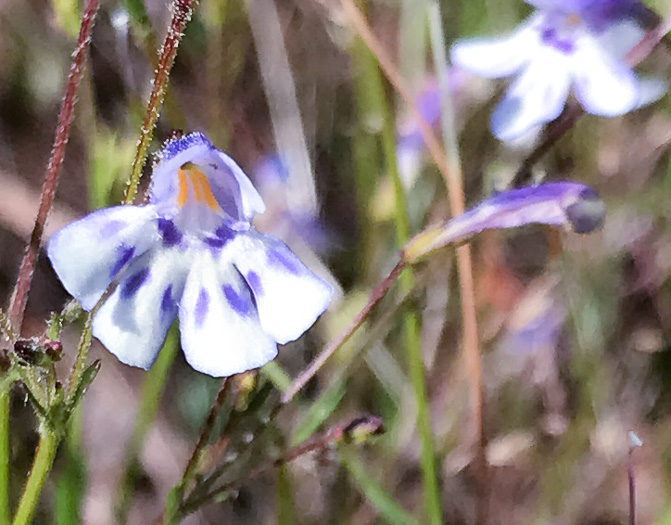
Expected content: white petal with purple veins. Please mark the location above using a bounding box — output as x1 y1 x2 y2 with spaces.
92 247 190 369
47 205 159 310
179 250 277 377
572 33 639 116
491 49 571 141
229 231 333 345
451 16 540 79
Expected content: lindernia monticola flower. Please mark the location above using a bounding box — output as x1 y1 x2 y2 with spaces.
451 0 667 142
47 132 333 377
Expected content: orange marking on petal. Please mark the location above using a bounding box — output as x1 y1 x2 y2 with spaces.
191 171 204 203
177 169 189 207
193 169 220 211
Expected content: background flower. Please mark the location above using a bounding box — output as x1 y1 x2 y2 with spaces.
451 0 666 141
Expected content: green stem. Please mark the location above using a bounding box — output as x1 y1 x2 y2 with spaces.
11 431 59 525
368 8 442 523
375 47 442 525
0 387 9 525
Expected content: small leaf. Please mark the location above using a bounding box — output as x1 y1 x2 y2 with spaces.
67 360 101 412
404 182 605 262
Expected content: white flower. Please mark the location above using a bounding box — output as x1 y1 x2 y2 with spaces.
451 0 666 141
47 132 333 377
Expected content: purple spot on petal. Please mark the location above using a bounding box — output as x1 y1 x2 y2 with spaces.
158 218 183 247
214 225 237 243
223 285 251 316
203 236 227 249
246 271 262 296
100 220 126 238
540 24 574 54
161 285 173 314
195 288 209 327
266 248 301 275
121 267 150 298
110 246 135 278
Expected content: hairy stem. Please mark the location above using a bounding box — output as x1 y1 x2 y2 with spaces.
6 0 99 335
123 0 197 205
2 2 99 521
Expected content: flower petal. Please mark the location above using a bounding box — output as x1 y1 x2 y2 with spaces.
450 16 539 79
490 50 571 141
92 247 190 369
593 19 645 60
404 182 605 262
47 205 159 310
149 132 265 224
572 33 639 116
229 231 332 344
213 151 266 220
179 250 277 377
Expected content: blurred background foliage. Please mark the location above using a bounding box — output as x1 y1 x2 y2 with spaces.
2 0 671 523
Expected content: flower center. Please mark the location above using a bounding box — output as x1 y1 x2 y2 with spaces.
176 162 222 212
566 12 581 27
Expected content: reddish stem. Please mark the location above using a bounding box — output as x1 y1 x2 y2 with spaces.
281 260 405 404
7 0 100 334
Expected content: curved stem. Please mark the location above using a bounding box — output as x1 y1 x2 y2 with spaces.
11 431 59 525
281 260 404 404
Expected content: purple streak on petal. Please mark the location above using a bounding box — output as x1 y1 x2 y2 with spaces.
266 248 301 275
245 271 262 296
195 288 209 327
100 220 126 238
223 285 252 316
161 285 173 314
157 218 183 247
541 27 575 54
121 267 150 299
110 246 135 278
203 237 225 249
214 224 237 243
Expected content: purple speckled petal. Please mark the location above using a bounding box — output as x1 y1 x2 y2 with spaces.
157 218 183 247
229 230 332 345
406 182 605 261
92 248 188 370
222 285 254 317
47 205 159 310
120 267 151 299
179 251 276 377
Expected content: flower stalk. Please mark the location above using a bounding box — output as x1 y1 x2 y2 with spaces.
124 0 197 205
